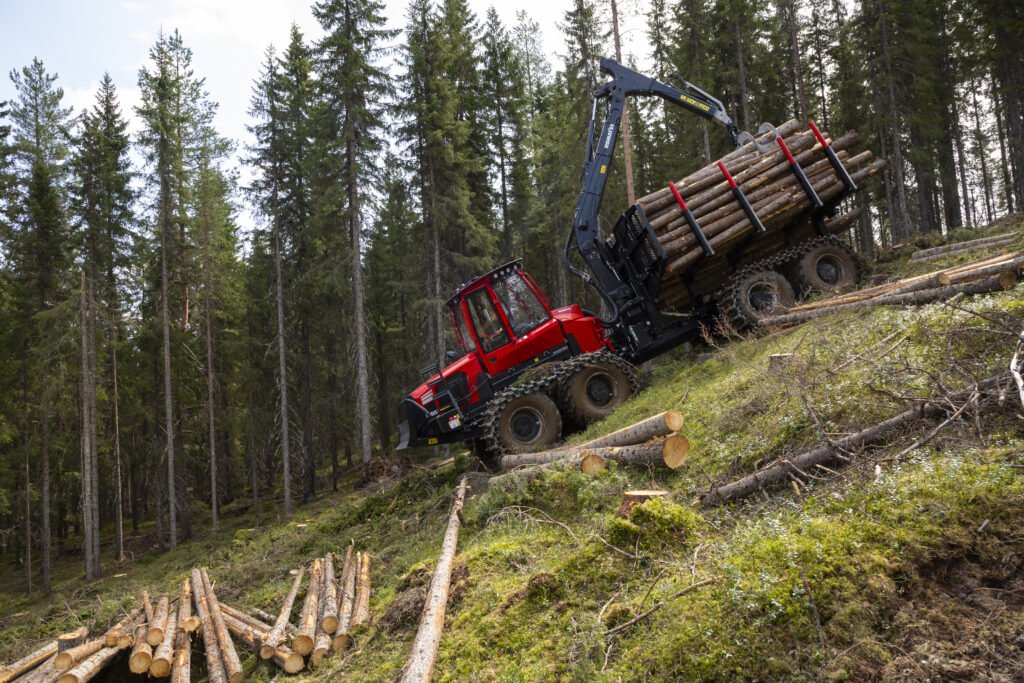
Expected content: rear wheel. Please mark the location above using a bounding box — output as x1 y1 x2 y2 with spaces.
721 269 795 330
788 239 860 295
560 361 633 424
496 392 562 454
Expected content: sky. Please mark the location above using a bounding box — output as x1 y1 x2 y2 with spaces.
0 0 648 228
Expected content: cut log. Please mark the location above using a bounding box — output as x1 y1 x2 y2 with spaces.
171 609 192 683
320 552 339 634
351 552 371 627
55 646 120 683
334 545 357 651
220 611 304 674
698 374 1008 505
312 555 332 667
190 568 227 683
147 596 169 646
293 558 322 656
127 624 153 674
56 628 89 653
910 233 1018 260
149 608 177 677
262 565 304 659
103 606 143 647
504 435 688 470
199 568 244 683
759 274 1016 326
179 578 200 632
487 452 607 490
399 476 468 683
616 490 670 518
0 642 58 683
54 639 104 671
571 410 684 451
142 589 155 622
14 654 55 683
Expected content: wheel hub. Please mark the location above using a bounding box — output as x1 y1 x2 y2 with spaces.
510 407 542 442
815 255 843 285
585 373 614 407
747 283 779 313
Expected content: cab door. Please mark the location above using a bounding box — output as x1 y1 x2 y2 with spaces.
463 286 514 376
492 273 566 368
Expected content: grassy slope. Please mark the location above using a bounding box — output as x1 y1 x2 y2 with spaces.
2 217 1023 681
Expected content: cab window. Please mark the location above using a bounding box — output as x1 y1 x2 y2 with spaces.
492 273 550 338
452 307 476 352
466 288 511 353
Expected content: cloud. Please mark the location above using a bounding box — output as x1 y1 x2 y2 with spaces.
63 81 145 136
122 1 147 12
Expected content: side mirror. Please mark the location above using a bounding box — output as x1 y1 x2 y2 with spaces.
445 350 458 361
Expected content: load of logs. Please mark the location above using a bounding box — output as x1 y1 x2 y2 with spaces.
909 231 1020 264
489 410 690 489
0 549 373 682
631 119 885 312
757 248 1024 327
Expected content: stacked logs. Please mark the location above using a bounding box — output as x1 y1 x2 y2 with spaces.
0 554 375 682
758 249 1024 327
629 120 885 311
491 410 691 488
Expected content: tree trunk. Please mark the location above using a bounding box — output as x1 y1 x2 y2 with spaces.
160 167 177 550
352 552 371 627
149 609 177 677
54 638 105 670
40 409 49 592
189 569 227 683
111 331 124 563
79 274 93 581
399 477 468 683
198 568 243 683
333 545 355 651
993 84 1015 214
347 128 373 464
320 553 339 634
293 558 321 656
202 198 218 540
972 82 994 223
170 606 192 683
178 578 200 632
609 0 635 205
301 320 314 503
263 566 304 658
787 0 809 123
146 596 170 646
274 218 292 515
87 280 100 576
128 624 153 674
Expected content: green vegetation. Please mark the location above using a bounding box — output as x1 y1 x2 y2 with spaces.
2 256 1022 680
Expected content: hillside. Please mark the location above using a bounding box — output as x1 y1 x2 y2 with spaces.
2 218 1024 681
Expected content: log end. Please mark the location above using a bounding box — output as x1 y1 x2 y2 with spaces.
128 651 152 674
149 658 171 678
182 616 201 632
259 644 276 660
936 272 951 286
580 453 606 475
57 674 80 683
116 634 133 649
228 671 245 683
998 269 1017 290
292 635 314 656
665 409 684 432
146 628 164 647
663 435 690 469
321 616 338 634
310 647 328 668
54 652 73 670
103 635 118 647
332 632 352 651
283 651 304 674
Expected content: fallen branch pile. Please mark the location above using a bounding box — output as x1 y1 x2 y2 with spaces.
698 373 1011 506
630 120 884 311
1 549 375 681
758 250 1024 327
909 232 1019 264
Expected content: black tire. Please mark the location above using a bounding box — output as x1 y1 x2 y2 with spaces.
496 392 562 454
788 240 860 295
559 361 633 425
723 269 795 330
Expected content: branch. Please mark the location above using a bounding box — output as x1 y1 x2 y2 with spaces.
605 575 725 637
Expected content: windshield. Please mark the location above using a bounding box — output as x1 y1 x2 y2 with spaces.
492 273 549 338
465 288 511 353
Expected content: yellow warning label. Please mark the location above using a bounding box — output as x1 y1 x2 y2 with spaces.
680 94 711 112
600 165 607 174
428 438 438 445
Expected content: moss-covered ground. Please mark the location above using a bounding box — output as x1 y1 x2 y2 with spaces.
3 218 1024 681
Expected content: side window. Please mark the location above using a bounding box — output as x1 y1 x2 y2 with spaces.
466 288 511 353
451 307 476 353
492 274 550 338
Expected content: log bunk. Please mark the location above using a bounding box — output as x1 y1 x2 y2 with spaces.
0 551 374 681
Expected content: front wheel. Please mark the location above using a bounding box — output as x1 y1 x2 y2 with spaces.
495 392 562 454
559 361 633 425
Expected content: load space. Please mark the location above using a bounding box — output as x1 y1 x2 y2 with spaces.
397 58 882 459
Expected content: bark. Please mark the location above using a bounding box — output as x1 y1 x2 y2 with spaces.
147 596 169 646
171 612 191 683
40 410 49 593
54 646 120 683
487 453 607 489
593 436 690 469
699 376 1009 505
189 568 227 683
23 455 31 594
910 234 1017 262
347 117 373 464
199 568 243 683
972 83 995 223
320 553 339 634
111 308 124 563
202 198 218 539
219 611 303 674
0 641 57 683
149 609 177 677
609 0 635 205
501 422 687 468
57 628 88 653
263 566 304 658
994 84 1015 214
79 273 93 582
87 280 99 576
399 477 468 683
142 590 155 622
293 558 321 656
352 552 371 627
178 578 200 632
274 216 292 515
160 156 177 549
54 639 104 671
786 0 809 123
333 545 355 650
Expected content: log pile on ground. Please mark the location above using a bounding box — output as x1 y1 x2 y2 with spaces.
758 250 1024 327
0 550 375 682
491 410 690 488
630 120 885 311
909 232 1019 264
